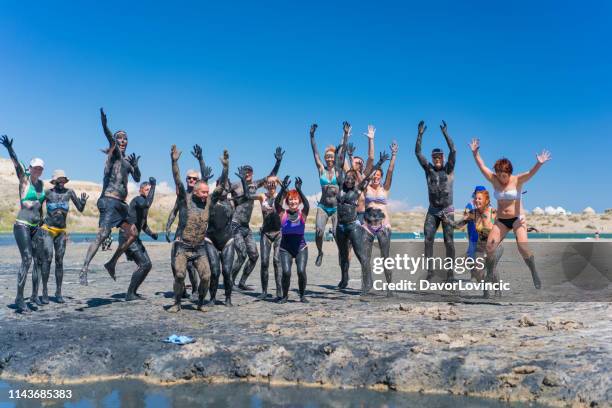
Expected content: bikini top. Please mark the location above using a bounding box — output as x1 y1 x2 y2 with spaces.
320 171 337 187
21 178 45 204
47 201 69 212
281 211 305 235
494 187 521 201
261 195 275 214
475 209 495 237
365 187 387 206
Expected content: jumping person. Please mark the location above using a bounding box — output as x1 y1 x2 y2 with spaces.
205 151 236 307
415 120 456 282
119 177 157 301
32 170 88 305
443 187 502 288
362 140 398 293
275 176 310 303
237 173 282 300
80 108 141 285
309 124 339 266
230 147 283 290
469 138 551 291
1 135 45 313
165 144 213 301
168 145 215 313
335 122 389 293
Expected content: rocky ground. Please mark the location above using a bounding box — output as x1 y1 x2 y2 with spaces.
0 242 610 407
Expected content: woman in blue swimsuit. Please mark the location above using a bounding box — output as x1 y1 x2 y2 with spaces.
1 135 45 313
309 123 339 267
275 176 310 303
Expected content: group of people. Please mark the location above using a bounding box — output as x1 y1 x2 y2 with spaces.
2 109 551 313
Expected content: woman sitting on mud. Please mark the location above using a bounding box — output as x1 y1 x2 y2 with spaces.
1 135 45 313
469 138 551 293
443 187 503 295
361 137 398 295
274 176 309 303
335 122 389 293
309 123 339 267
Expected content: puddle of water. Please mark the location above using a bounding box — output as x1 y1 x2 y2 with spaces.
0 379 548 407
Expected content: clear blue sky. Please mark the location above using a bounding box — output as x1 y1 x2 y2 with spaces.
1 1 610 211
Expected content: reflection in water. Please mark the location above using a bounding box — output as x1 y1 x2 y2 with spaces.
0 379 547 407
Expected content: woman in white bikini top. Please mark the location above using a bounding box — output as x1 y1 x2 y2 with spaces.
470 138 551 293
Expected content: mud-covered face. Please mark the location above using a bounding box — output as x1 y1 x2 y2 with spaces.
29 166 43 179
353 158 364 173
265 178 277 194
186 172 199 188
287 195 301 211
140 184 152 197
496 171 511 186
474 192 487 212
115 134 128 153
432 154 444 170
371 169 382 186
344 173 356 189
193 183 209 201
55 178 68 189
245 169 253 183
324 152 335 169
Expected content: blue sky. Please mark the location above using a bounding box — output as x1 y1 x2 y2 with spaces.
1 1 610 211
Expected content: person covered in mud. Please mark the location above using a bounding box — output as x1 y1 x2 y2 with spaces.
80 108 141 286
274 176 310 303
443 187 502 292
230 146 284 290
362 139 398 294
346 124 376 224
165 144 213 302
236 172 282 300
469 138 551 293
168 144 216 313
118 177 157 301
335 122 389 293
309 123 340 267
204 150 237 307
415 120 456 282
32 170 88 305
1 135 45 313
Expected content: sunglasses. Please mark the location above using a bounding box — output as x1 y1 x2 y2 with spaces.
186 176 199 181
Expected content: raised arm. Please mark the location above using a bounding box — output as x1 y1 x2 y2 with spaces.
212 150 229 202
171 145 186 199
192 144 214 182
294 177 309 217
275 175 291 214
344 142 356 173
469 139 495 183
440 121 456 172
0 135 26 183
70 189 89 213
144 177 156 208
517 150 552 185
100 108 115 147
364 124 375 174
126 153 141 182
383 141 398 191
236 166 260 202
415 120 430 170
309 124 324 172
165 199 179 242
336 121 351 174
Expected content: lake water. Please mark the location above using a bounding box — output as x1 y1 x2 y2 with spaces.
0 232 607 247
0 379 547 407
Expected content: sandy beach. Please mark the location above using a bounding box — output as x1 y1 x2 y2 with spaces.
0 241 610 407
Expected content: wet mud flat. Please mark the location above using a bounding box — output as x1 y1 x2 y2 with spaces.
0 242 610 407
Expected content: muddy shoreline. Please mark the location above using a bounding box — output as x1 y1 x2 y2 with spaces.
0 242 610 407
